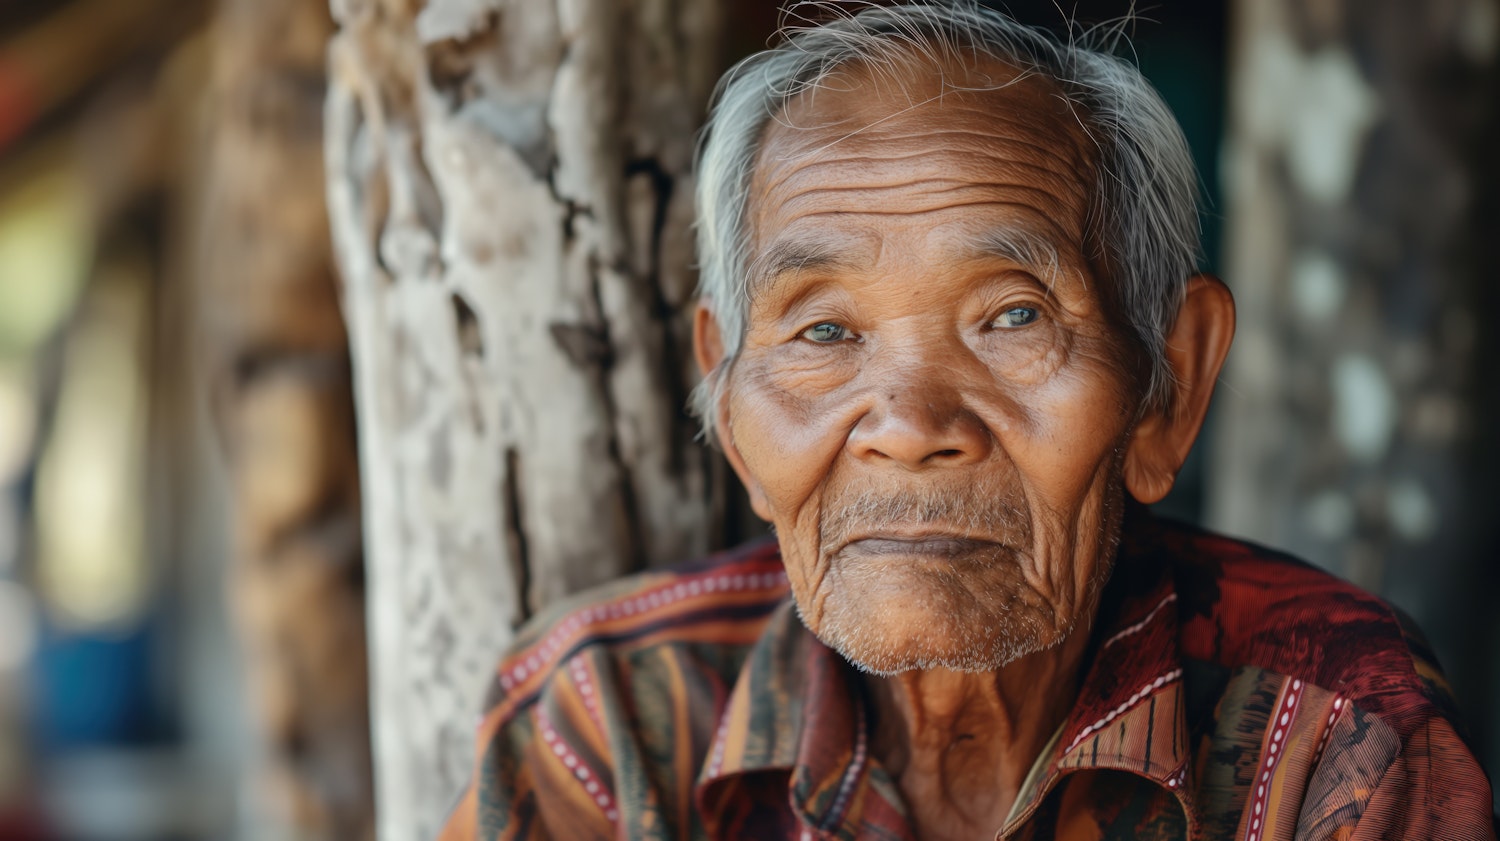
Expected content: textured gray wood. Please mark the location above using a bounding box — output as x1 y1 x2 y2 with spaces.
1212 0 1500 778
324 2 728 837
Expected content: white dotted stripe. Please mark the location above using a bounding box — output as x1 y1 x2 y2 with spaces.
568 654 605 731
1065 668 1183 754
706 709 733 779
1310 695 1345 766
1165 765 1189 790
824 702 868 826
539 709 620 824
498 569 789 692
1100 592 1179 652
1244 679 1303 841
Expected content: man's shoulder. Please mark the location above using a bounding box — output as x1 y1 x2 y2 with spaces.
1137 517 1459 739
478 538 789 721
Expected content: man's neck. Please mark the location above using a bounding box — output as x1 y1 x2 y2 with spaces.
864 629 1092 841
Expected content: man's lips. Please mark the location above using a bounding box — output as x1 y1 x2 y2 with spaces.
840 535 1008 559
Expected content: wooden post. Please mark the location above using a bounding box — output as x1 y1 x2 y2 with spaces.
324 1 731 836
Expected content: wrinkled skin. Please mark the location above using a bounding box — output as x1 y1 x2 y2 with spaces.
694 57 1234 840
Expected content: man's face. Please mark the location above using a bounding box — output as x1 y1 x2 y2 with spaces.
719 60 1148 675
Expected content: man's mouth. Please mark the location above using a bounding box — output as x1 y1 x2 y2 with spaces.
840 535 1008 561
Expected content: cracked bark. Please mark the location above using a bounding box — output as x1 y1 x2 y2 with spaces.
323 1 738 837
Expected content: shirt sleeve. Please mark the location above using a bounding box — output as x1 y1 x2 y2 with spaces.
437 689 625 841
1344 716 1496 841
436 785 484 841
435 725 557 841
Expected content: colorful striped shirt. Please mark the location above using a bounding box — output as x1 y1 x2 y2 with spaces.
438 514 1497 840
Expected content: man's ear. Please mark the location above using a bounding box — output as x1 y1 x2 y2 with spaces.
693 303 772 521
1124 274 1236 504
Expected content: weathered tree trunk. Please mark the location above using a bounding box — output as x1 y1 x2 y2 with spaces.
1213 0 1500 777
324 2 730 836
197 0 374 837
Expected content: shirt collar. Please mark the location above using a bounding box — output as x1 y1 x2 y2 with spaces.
696 512 1200 837
1003 514 1201 835
695 599 874 837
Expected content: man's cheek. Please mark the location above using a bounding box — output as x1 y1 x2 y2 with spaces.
732 384 840 508
1014 369 1132 480
769 519 833 631
1025 456 1125 609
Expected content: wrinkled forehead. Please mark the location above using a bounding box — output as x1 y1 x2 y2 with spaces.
744 53 1101 278
769 52 1093 155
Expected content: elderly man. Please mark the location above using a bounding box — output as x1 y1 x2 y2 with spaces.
440 3 1495 839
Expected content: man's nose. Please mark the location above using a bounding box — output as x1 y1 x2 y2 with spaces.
845 364 994 470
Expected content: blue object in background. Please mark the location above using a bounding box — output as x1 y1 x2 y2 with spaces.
29 615 162 752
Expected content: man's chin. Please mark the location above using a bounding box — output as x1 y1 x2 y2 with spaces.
794 586 1061 675
819 628 1049 676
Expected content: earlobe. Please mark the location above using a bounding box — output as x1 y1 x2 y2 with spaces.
693 303 773 521
1124 274 1236 504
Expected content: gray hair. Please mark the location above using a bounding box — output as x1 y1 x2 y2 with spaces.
691 1 1202 438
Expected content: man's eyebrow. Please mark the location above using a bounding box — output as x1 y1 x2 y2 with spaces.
747 239 854 298
967 227 1067 290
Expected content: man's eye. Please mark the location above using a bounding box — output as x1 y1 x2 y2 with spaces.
801 322 853 343
993 306 1039 328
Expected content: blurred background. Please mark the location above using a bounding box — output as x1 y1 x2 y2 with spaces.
0 0 1494 839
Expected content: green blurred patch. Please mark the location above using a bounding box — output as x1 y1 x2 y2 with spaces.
0 153 93 358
